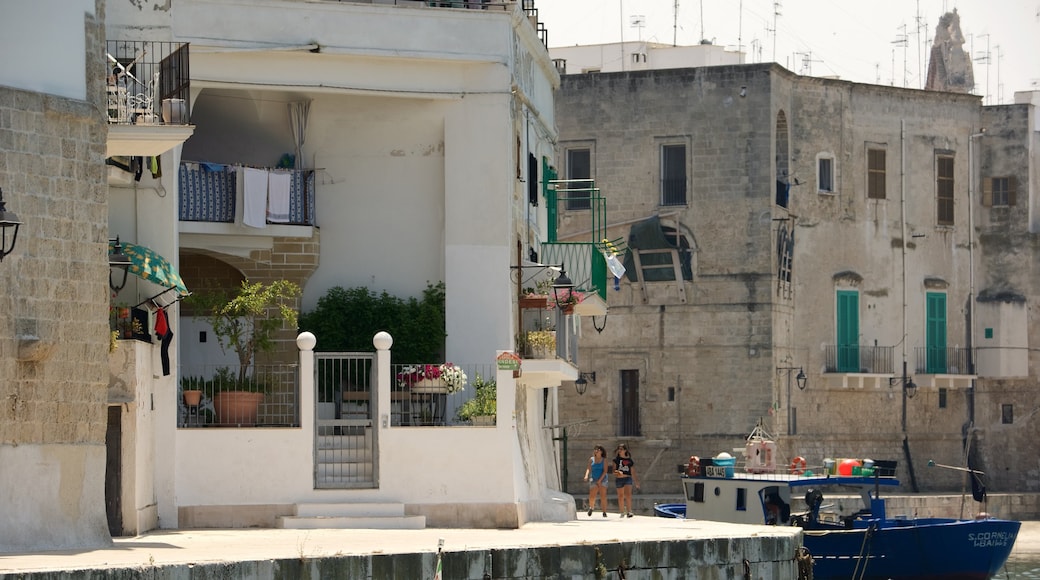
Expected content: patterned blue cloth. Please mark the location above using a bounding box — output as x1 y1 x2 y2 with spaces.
178 163 316 225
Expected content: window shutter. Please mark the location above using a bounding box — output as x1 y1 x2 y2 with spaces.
1009 176 1017 206
528 154 538 206
982 177 992 207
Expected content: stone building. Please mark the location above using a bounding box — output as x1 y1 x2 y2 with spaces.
554 62 1038 498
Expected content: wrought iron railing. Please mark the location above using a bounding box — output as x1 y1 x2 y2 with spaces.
823 345 895 374
105 40 190 125
178 364 299 428
914 346 974 375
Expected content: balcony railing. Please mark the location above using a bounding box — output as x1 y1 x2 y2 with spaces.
824 345 895 374
106 40 190 126
389 363 497 426
178 162 316 226
914 346 975 375
178 364 299 428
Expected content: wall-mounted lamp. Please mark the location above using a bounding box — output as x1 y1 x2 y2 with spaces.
550 264 574 309
574 371 596 395
739 86 747 98
108 236 132 292
0 187 22 262
889 373 917 399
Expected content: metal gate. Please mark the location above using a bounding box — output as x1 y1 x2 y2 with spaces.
314 352 377 489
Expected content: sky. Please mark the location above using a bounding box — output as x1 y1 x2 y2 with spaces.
537 0 1039 104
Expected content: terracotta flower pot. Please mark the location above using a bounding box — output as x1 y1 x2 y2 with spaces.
213 391 264 426
182 389 203 407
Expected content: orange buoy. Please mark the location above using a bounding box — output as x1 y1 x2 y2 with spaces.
789 456 807 475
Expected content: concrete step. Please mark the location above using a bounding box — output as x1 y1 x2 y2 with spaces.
277 514 426 530
296 502 405 517
278 502 425 530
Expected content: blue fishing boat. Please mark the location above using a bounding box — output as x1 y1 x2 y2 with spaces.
662 426 1020 579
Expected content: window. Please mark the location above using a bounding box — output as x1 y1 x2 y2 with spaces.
736 487 747 511
661 144 687 206
867 149 886 199
983 176 1016 207
836 290 860 372
688 482 705 503
938 388 947 409
565 148 591 210
817 155 834 192
926 292 948 373
1001 404 1013 424
620 369 640 436
936 155 955 225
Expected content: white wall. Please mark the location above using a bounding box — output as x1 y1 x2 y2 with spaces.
0 0 94 99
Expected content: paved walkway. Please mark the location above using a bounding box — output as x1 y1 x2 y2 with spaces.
0 515 796 574
1 518 1036 575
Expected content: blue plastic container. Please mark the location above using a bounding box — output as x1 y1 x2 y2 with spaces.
713 455 736 478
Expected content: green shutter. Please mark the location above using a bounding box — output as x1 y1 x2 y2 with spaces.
836 291 859 372
926 292 947 373
543 157 557 242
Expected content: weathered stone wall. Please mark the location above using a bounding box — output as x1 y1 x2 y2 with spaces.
554 64 1038 496
0 2 112 551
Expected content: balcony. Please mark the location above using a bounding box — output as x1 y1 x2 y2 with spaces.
822 344 895 389
178 162 316 228
913 346 976 389
106 40 194 157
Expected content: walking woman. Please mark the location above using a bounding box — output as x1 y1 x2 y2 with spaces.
583 445 609 517
612 443 640 517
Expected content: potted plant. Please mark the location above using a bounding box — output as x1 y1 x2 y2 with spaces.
456 375 496 425
188 279 301 426
396 362 468 394
524 329 556 359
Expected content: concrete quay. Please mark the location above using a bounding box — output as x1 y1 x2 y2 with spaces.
0 515 799 579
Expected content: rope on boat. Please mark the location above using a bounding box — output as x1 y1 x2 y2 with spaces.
851 522 877 580
795 546 814 580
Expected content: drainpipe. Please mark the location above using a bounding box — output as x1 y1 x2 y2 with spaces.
899 120 908 434
967 129 986 427
899 120 920 492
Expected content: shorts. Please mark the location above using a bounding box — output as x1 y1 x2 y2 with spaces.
589 480 605 490
615 477 632 489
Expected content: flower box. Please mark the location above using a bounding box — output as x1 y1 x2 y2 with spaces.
411 378 448 393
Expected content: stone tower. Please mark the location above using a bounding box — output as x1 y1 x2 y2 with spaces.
925 9 975 93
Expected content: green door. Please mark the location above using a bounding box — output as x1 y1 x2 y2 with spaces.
926 292 947 373
836 291 859 372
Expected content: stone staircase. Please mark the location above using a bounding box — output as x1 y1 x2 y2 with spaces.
277 502 426 530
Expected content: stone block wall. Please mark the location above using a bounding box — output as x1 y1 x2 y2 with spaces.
0 3 113 551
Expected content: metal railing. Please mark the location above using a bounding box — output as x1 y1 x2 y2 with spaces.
106 40 190 125
823 345 895 374
914 346 974 375
178 364 299 428
391 363 496 426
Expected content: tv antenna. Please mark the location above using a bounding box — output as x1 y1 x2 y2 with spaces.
630 14 646 42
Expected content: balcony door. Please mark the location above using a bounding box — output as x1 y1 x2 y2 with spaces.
926 292 948 373
836 290 859 372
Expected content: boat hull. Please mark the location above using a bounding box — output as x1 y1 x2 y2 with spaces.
665 494 1020 580
804 517 1020 580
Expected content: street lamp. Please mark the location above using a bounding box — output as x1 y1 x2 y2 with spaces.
574 371 596 395
108 236 132 292
0 187 22 262
776 366 807 435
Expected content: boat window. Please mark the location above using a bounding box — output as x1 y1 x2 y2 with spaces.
736 487 747 511
688 482 704 503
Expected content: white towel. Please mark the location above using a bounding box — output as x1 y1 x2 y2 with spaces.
267 171 291 223
242 167 268 228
